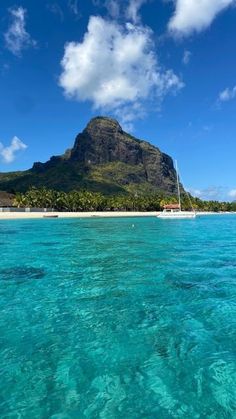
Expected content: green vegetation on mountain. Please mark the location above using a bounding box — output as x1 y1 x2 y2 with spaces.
0 117 179 195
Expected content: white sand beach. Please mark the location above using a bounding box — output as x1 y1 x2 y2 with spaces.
0 211 160 219
0 211 234 220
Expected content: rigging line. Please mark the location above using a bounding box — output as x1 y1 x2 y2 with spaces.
175 160 181 211
177 164 195 212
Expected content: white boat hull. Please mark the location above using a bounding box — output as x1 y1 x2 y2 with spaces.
157 211 196 219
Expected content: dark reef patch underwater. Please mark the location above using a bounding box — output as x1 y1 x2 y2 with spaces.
0 215 236 418
0 266 46 283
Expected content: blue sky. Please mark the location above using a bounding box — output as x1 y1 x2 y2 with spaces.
0 0 236 201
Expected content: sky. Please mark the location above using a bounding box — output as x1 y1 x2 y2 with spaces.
0 0 236 201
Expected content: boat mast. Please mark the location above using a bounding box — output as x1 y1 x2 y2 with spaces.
175 160 181 211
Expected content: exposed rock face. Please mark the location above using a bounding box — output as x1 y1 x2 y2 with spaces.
70 117 177 192
71 117 142 165
0 117 179 195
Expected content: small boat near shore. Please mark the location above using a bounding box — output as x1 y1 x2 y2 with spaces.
157 161 196 219
158 206 196 219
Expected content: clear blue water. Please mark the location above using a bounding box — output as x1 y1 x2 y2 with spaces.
0 215 236 418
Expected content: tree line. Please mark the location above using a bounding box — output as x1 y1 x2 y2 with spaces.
12 187 236 212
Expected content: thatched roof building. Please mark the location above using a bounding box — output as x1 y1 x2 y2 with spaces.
0 191 14 207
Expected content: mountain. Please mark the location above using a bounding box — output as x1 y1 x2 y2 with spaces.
0 117 179 195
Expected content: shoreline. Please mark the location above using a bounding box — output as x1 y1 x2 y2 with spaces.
0 211 235 220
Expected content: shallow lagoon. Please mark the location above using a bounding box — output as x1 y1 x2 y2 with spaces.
0 215 236 418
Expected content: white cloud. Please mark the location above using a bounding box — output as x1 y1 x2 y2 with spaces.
92 0 120 18
114 102 146 132
59 16 183 124
229 189 236 199
92 0 147 20
105 0 120 18
169 0 235 36
182 50 191 65
126 0 148 23
4 7 36 56
219 86 236 102
0 136 27 163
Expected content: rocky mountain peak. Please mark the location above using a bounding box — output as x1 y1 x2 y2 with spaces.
0 116 179 195
84 116 123 137
70 116 130 165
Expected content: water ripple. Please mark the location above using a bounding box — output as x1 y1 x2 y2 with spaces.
0 215 235 417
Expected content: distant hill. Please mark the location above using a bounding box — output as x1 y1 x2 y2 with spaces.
0 117 179 195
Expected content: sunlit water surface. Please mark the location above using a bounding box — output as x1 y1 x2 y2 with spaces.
0 215 236 418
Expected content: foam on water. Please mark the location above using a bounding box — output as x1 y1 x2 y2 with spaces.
0 215 236 418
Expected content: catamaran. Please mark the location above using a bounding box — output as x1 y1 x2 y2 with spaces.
157 161 196 219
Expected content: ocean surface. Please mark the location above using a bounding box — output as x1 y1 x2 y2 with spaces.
0 215 236 418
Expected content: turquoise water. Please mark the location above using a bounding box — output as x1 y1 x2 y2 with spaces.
0 215 236 418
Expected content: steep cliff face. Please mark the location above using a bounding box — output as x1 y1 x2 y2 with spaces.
0 117 178 195
71 117 142 165
69 117 178 193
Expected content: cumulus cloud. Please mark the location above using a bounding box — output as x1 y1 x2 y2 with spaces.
114 102 146 132
92 0 121 18
182 50 191 65
105 0 120 18
4 7 36 56
0 136 27 163
59 16 183 124
168 0 235 36
126 0 148 23
92 0 147 20
218 86 236 102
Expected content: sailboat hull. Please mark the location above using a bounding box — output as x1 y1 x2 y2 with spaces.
158 160 196 219
157 211 196 219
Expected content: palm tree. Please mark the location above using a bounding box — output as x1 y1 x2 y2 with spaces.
13 192 27 208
